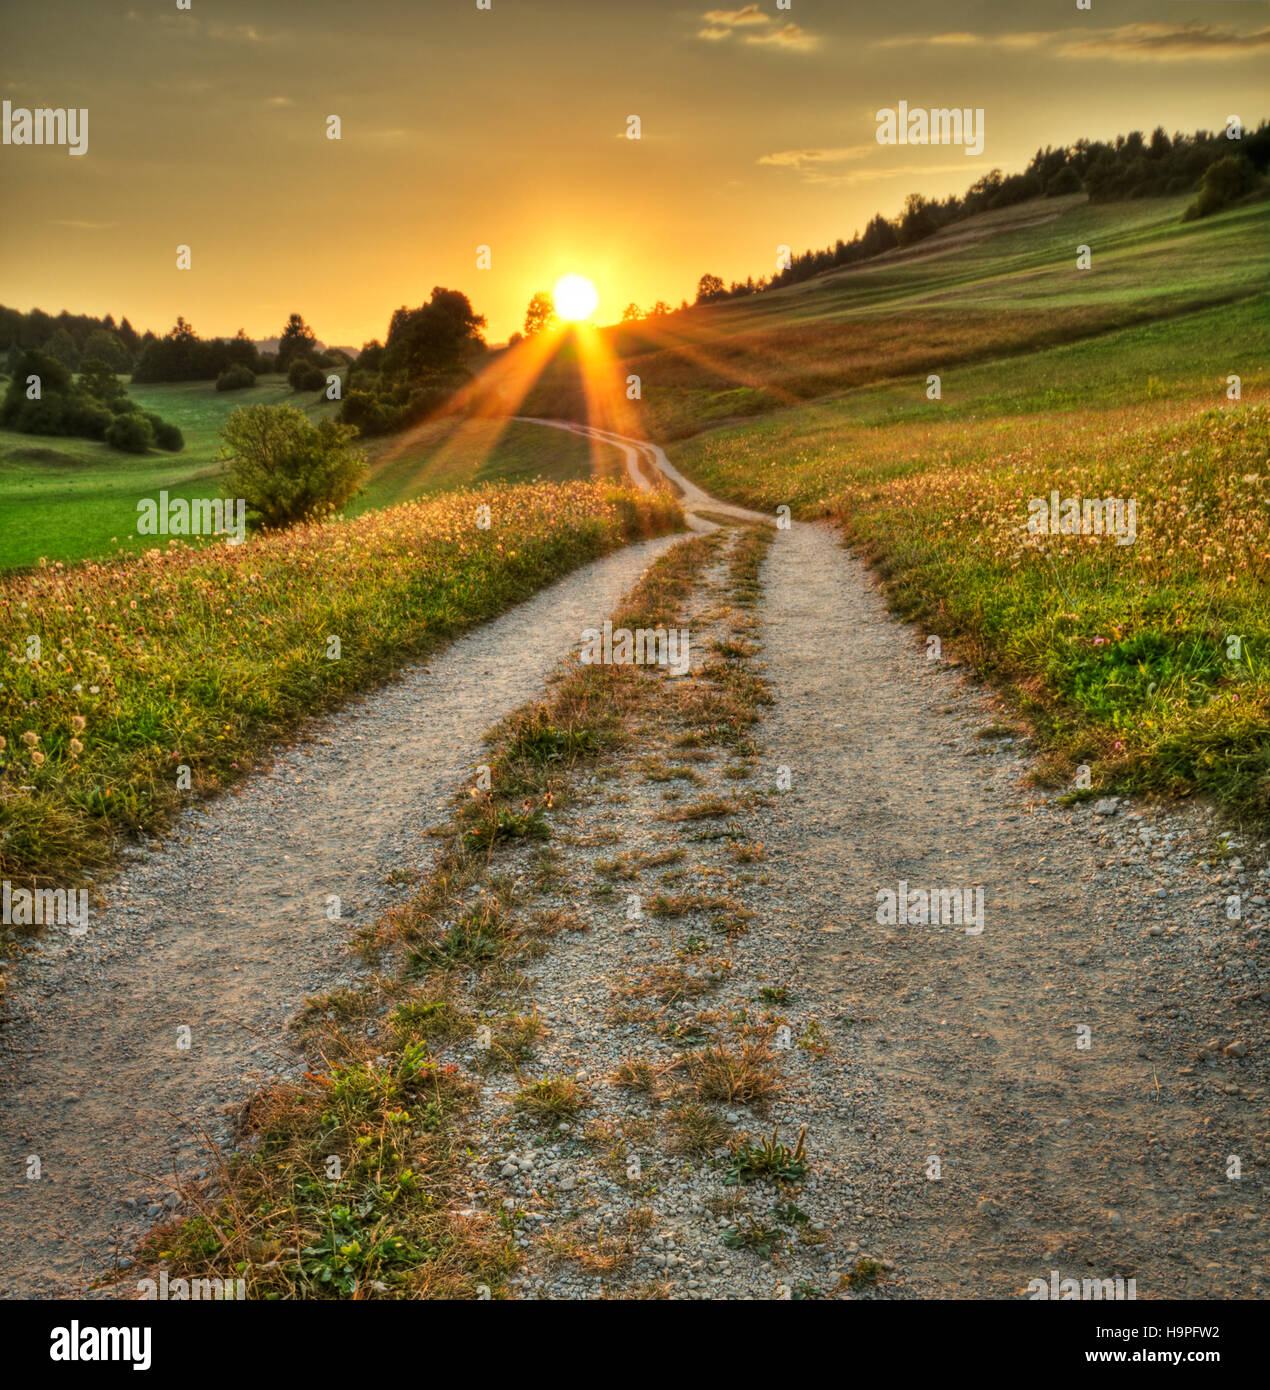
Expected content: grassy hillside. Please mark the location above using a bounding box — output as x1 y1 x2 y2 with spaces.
643 195 1269 816
0 376 625 572
524 193 1269 438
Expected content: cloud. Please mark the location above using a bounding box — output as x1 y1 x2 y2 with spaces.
877 23 1270 62
696 6 821 51
745 22 819 52
758 145 874 169
266 96 294 107
759 146 970 187
1062 22 1270 60
205 22 266 42
702 5 770 26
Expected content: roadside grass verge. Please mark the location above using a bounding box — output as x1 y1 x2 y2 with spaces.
0 480 681 901
682 398 1270 818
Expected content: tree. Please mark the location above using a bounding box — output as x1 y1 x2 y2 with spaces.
132 317 202 382
221 403 367 529
277 313 317 371
897 193 938 247
648 300 672 317
82 327 129 372
1184 154 1260 221
1045 165 1082 197
45 327 79 370
695 274 726 305
382 287 486 377
78 356 125 402
523 291 557 337
288 357 326 392
620 302 642 322
226 329 259 370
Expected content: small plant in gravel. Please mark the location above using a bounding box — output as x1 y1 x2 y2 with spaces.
513 1075 587 1125
756 985 789 1004
723 1125 809 1185
711 908 755 937
530 847 567 892
660 1013 718 1047
299 987 372 1025
771 1200 811 1227
692 1042 782 1108
409 896 515 971
134 1039 506 1299
391 996 474 1043
480 1013 544 1070
595 853 639 880
622 958 731 1006
505 708 600 767
711 637 757 659
844 1257 885 1291
797 1019 831 1057
668 1103 731 1157
611 1056 662 1097
721 1217 783 1259
462 800 551 851
640 847 686 868
640 757 706 784
664 796 740 822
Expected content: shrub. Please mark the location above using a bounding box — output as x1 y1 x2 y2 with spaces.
337 388 395 436
104 412 156 453
1183 154 1260 221
12 395 70 435
152 420 185 452
1045 165 1082 197
216 363 256 392
0 351 72 427
287 357 327 392
64 399 114 441
221 403 367 529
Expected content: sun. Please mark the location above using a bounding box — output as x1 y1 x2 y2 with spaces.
553 274 599 323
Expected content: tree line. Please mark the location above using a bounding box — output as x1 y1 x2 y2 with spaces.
688 121 1270 307
0 307 347 387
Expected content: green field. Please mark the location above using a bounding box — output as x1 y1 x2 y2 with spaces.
525 193 1269 438
0 376 624 571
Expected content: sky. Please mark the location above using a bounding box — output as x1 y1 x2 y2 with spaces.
2 0 1267 345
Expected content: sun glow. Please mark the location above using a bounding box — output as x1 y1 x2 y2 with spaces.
553 274 599 322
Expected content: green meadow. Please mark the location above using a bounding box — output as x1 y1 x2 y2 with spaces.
0 375 624 571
